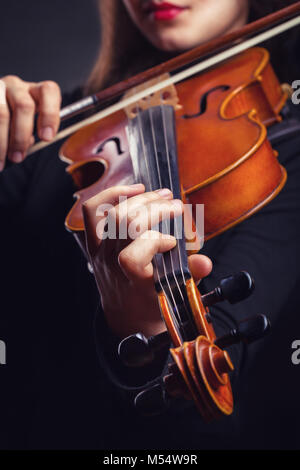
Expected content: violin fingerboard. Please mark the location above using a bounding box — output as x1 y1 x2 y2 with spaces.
126 106 198 341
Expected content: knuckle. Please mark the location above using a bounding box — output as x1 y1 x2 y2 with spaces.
147 191 160 202
84 193 98 208
41 80 61 96
118 249 127 268
107 185 125 196
118 249 133 270
107 206 117 225
126 211 136 227
155 234 164 248
3 75 22 86
14 94 35 113
39 109 59 121
12 136 28 149
141 229 159 243
88 190 106 206
82 199 94 215
100 187 115 200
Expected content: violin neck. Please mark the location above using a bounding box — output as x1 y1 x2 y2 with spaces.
127 106 198 340
127 105 189 276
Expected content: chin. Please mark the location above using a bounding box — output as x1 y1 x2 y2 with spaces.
151 36 191 52
149 30 205 53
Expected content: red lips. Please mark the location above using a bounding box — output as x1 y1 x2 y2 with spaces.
144 2 187 21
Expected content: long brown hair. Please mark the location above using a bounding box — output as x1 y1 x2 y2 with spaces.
86 0 298 94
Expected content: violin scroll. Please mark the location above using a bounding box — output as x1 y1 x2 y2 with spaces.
119 272 270 420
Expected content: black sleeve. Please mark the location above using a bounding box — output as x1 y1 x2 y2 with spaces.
93 306 171 406
0 153 44 251
0 155 37 215
0 88 83 223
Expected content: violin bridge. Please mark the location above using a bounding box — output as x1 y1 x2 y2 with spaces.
123 73 182 119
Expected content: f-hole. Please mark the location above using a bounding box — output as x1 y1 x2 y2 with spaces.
71 137 125 191
96 137 125 156
182 85 230 119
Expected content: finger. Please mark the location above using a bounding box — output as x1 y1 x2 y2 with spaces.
114 187 173 222
95 192 179 243
30 81 62 141
83 184 146 216
125 198 183 240
0 81 10 171
118 230 177 282
6 88 35 162
85 185 171 221
82 184 146 255
188 254 213 285
83 185 174 255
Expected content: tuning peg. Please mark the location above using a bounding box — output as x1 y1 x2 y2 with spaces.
118 331 170 368
134 383 170 416
215 314 271 349
201 271 255 307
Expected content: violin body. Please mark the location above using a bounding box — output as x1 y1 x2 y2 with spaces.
61 48 287 241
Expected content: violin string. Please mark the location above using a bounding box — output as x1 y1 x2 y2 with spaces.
154 100 189 308
149 104 188 320
135 103 182 331
149 107 162 189
159 101 197 327
140 92 192 329
147 101 178 320
160 101 188 286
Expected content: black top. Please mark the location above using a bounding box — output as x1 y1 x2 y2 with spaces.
1 93 300 450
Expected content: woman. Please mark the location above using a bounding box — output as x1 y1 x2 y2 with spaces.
1 0 300 449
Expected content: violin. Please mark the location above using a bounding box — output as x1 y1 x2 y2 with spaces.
60 46 282 420
29 3 300 419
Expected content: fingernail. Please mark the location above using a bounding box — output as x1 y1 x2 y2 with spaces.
11 151 23 163
41 126 54 141
156 188 172 198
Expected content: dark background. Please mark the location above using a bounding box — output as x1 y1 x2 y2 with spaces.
1 0 300 451
0 0 100 93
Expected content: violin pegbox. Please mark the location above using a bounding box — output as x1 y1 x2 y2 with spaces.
167 335 234 421
123 73 182 119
